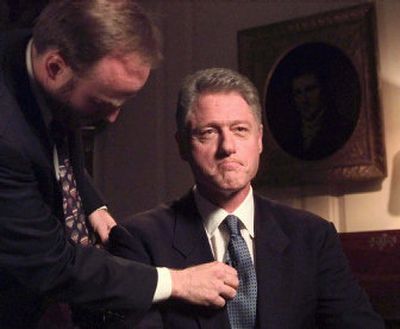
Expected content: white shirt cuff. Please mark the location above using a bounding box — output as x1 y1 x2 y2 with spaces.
153 267 172 302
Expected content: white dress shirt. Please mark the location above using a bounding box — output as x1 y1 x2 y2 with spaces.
194 186 255 265
25 40 171 302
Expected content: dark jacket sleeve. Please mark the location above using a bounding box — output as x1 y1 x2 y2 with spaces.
0 138 157 312
108 225 165 329
316 223 385 329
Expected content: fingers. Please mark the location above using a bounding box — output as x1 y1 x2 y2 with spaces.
219 261 237 276
169 261 239 308
88 209 117 243
220 264 239 290
212 295 227 308
225 274 239 290
214 262 238 300
220 284 237 301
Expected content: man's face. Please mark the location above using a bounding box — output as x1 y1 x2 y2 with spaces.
292 73 322 119
54 52 150 127
181 91 263 198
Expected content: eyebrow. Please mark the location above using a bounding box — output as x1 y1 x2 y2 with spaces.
200 120 251 126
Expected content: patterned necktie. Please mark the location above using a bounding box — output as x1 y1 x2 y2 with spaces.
51 122 92 246
225 215 257 329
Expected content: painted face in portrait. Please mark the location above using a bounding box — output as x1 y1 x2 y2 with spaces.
291 72 322 120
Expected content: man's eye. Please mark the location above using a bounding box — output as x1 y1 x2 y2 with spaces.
193 128 217 141
200 129 215 136
234 126 249 134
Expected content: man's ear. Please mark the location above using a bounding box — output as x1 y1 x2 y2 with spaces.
43 51 74 89
258 124 263 154
175 131 190 161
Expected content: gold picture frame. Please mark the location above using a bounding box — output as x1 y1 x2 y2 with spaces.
238 3 386 194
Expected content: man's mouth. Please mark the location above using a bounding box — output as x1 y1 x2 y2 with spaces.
219 160 241 171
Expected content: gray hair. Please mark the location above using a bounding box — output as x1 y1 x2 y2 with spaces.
176 68 262 134
33 0 162 75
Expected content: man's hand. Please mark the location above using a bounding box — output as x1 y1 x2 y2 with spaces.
170 261 238 308
88 208 117 244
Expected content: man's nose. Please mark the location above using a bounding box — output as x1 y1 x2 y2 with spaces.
218 131 236 156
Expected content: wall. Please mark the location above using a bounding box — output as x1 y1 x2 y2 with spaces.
343 0 400 231
94 0 400 233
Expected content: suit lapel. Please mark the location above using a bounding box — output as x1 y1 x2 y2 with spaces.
172 192 231 329
172 192 214 263
254 195 292 328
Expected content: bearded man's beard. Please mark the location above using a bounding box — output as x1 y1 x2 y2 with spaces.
43 77 80 129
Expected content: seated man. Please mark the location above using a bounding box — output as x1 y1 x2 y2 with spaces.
109 68 384 328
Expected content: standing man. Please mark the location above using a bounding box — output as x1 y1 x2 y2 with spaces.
109 68 384 328
0 2 237 328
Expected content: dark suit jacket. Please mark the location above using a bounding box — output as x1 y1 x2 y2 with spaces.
109 191 384 329
0 30 157 328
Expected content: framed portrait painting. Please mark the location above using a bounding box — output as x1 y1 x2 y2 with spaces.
238 3 386 194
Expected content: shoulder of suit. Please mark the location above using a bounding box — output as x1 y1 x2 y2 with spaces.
121 192 196 233
254 193 332 228
120 200 176 230
0 30 33 137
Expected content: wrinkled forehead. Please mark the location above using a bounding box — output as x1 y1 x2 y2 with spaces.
191 91 260 123
189 92 258 125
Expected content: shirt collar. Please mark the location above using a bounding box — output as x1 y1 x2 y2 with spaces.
194 186 255 239
26 39 53 128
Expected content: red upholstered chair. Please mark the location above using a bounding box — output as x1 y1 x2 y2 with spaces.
339 230 400 329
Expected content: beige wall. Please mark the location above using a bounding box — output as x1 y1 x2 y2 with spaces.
94 0 400 233
342 0 400 231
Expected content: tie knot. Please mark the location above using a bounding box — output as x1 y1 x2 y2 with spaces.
225 215 241 236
